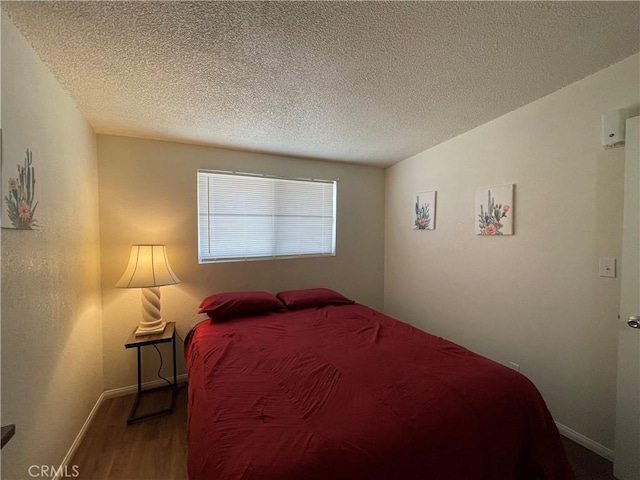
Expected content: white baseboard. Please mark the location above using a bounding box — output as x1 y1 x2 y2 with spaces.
556 421 614 461
54 390 107 480
54 374 188 480
102 373 189 400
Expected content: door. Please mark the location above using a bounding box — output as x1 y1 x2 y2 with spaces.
614 116 640 480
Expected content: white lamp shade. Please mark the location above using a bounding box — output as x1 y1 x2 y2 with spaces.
116 244 180 288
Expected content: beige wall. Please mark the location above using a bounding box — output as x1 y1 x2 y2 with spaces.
385 54 639 451
1 12 103 478
97 135 385 389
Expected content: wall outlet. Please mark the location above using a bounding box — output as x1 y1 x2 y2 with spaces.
599 258 616 278
508 362 520 372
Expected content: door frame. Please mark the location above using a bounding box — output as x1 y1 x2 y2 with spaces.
613 115 640 480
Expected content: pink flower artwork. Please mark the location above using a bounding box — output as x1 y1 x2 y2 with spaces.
483 224 496 235
413 191 436 230
3 149 39 229
18 201 31 220
475 184 513 236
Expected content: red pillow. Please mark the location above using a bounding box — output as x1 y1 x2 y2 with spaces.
276 288 354 309
198 291 284 320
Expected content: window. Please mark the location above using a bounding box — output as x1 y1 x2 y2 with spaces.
197 170 336 263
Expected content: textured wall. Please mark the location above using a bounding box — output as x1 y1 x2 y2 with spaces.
97 135 385 390
384 54 639 451
0 12 103 478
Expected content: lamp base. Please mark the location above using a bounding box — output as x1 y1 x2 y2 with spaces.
135 321 166 337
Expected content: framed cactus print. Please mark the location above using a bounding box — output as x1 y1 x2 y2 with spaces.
475 184 513 236
413 191 436 230
3 149 40 230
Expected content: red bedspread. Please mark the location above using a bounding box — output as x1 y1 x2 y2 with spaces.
185 304 574 480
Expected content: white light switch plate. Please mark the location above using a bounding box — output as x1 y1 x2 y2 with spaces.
599 258 616 278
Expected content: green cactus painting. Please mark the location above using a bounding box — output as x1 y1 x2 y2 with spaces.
475 184 513 236
4 149 39 229
413 191 436 230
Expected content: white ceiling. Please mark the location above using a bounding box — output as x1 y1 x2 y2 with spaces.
3 1 639 168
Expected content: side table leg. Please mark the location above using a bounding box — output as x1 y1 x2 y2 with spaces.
137 347 142 393
172 334 177 387
127 346 143 424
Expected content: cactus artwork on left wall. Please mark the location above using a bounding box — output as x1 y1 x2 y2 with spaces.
4 149 40 229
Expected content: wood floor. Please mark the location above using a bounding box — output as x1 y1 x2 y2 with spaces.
72 386 616 480
71 386 188 479
562 436 617 480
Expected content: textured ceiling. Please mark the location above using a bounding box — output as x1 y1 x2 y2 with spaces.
3 1 639 167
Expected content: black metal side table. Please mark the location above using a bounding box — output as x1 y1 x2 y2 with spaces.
124 322 178 424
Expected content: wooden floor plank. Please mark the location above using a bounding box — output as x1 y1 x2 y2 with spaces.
72 386 188 480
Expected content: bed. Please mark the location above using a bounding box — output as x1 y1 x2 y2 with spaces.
185 289 574 480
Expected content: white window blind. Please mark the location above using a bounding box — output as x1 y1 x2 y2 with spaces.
197 171 337 263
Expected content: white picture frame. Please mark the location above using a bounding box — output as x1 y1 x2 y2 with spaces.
475 184 513 235
413 191 436 230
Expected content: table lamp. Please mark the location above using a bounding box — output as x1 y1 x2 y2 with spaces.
116 244 180 336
